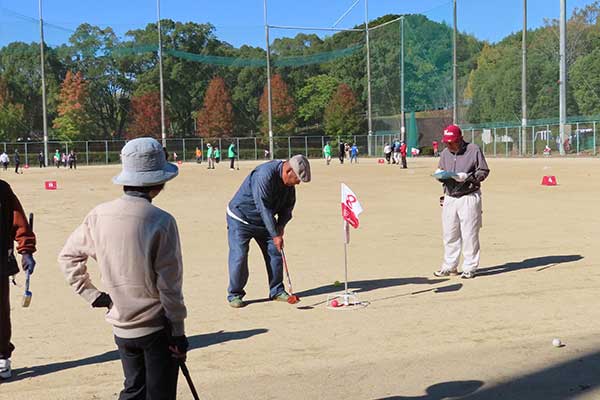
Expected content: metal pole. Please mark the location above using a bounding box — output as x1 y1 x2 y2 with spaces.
25 143 28 165
494 129 497 156
521 0 527 154
452 0 458 124
182 138 186 162
200 138 204 162
576 122 580 154
288 137 291 159
531 126 535 156
254 137 258 160
594 121 597 156
236 137 240 161
343 221 349 300
264 0 274 160
105 140 108 164
559 0 567 155
85 141 89 165
157 0 167 147
505 127 508 157
365 0 373 155
304 136 308 156
39 0 49 167
400 16 405 142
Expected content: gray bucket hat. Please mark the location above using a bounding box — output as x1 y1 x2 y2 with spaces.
112 137 178 186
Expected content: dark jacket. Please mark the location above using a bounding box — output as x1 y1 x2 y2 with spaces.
0 180 36 276
438 141 490 198
228 161 295 238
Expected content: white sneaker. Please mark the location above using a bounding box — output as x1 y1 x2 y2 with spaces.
461 271 476 279
0 359 11 379
433 269 458 277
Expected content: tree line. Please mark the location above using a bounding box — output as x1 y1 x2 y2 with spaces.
0 4 599 142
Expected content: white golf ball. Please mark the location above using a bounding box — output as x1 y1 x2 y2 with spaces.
552 338 562 347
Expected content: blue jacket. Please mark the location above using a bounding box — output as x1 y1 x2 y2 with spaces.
228 160 295 237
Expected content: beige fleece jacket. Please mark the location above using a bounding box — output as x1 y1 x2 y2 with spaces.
58 195 186 338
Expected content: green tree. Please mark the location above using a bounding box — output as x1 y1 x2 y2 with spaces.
296 74 339 126
0 76 25 140
324 83 362 138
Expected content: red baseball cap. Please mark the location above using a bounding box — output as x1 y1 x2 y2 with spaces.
442 125 462 143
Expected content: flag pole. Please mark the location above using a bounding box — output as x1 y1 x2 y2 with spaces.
343 220 349 304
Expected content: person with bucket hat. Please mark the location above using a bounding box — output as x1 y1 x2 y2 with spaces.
0 180 36 379
59 137 188 399
433 125 490 279
226 155 311 308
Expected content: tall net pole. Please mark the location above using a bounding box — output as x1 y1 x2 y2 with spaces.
39 0 49 166
521 0 527 155
264 0 274 160
400 16 405 142
364 0 373 155
157 0 167 147
452 0 458 125
559 0 567 155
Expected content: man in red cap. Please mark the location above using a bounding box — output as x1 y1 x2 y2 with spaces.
433 124 489 279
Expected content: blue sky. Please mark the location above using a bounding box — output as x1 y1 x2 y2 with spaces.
0 0 595 48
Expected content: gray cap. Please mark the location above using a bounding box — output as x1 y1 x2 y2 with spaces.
112 137 178 186
288 154 311 183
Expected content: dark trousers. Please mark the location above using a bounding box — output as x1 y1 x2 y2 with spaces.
39 161 44 168
229 157 235 169
401 155 407 168
0 277 14 359
227 215 284 301
115 329 179 400
14 163 19 173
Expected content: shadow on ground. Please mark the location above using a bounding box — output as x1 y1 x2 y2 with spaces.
5 328 267 383
296 277 448 298
376 348 600 400
478 254 583 277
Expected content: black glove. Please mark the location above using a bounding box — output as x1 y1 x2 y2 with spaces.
169 335 189 358
21 253 36 274
92 292 113 309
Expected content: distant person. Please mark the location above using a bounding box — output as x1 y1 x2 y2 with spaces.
54 149 61 168
0 152 8 171
206 143 215 169
228 142 237 170
400 141 407 169
433 125 490 279
195 147 202 163
172 152 178 163
344 143 350 160
392 139 401 165
350 143 359 164
68 151 77 170
61 153 67 168
338 142 345 164
383 143 392 164
264 149 270 159
543 145 552 156
433 140 439 157
323 142 332 165
38 151 45 168
226 155 311 308
214 146 221 164
13 150 20 174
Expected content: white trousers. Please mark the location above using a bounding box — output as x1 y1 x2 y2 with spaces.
441 191 482 273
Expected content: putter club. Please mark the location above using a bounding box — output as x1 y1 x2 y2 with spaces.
281 249 300 304
21 213 34 307
179 360 200 400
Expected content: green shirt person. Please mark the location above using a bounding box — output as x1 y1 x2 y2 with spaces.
228 143 237 170
214 148 221 163
206 144 215 169
323 143 332 165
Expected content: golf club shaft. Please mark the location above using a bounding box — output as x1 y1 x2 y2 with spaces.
179 360 200 400
281 249 294 294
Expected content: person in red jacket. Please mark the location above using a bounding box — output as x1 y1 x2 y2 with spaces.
400 141 408 169
0 180 36 379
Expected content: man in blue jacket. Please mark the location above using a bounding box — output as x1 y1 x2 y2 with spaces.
226 155 311 308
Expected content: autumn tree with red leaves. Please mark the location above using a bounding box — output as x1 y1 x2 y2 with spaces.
259 74 296 138
324 83 362 138
197 76 234 138
127 91 166 140
53 70 92 140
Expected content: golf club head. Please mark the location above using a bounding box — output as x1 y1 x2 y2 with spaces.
287 294 300 304
22 291 32 308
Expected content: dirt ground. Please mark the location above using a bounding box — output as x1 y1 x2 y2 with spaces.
0 156 599 400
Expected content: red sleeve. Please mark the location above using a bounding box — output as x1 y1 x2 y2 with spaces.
10 189 36 254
